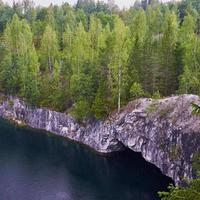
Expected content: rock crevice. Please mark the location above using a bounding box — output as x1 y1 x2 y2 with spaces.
0 94 200 185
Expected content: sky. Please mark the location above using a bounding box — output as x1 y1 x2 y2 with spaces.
3 0 139 9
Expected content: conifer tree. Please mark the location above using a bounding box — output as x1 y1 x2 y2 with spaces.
160 11 178 95
127 10 147 99
179 13 200 95
0 14 39 103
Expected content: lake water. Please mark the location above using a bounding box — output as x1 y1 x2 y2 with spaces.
0 119 172 200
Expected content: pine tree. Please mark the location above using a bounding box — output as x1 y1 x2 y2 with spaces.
1 0 200 120
160 11 178 96
179 13 200 95
127 10 147 99
91 73 110 119
141 5 163 94
20 19 39 104
0 14 39 103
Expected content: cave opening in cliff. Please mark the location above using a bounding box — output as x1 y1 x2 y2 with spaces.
107 147 174 186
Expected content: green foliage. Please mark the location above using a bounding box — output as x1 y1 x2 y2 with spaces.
0 0 200 120
152 91 161 99
108 16 130 110
40 24 59 72
192 103 200 116
130 82 144 99
0 14 39 104
179 13 200 95
160 151 200 200
91 76 111 119
158 178 200 200
0 3 14 33
159 11 179 96
70 99 90 122
192 152 200 175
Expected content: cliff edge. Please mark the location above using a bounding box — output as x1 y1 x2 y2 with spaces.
0 94 199 185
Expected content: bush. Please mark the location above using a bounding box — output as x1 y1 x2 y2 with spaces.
192 152 200 175
70 100 90 122
152 90 161 99
130 82 144 99
158 177 200 200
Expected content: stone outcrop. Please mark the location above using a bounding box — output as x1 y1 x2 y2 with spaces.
0 94 199 185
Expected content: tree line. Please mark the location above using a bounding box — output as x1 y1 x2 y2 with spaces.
0 0 200 120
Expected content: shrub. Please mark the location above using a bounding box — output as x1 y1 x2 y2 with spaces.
158 177 200 200
130 82 144 99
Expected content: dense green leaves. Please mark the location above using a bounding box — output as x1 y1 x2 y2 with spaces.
0 14 39 104
159 178 200 200
0 0 200 120
40 25 59 72
192 103 200 116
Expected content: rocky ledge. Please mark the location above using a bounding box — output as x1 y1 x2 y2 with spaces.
0 94 199 185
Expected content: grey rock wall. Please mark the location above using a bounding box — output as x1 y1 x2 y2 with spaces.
0 94 199 185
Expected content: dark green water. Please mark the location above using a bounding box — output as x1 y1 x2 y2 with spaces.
0 119 172 200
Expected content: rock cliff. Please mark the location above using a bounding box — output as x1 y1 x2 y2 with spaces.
0 94 199 185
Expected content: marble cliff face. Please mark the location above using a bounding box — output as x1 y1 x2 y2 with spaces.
0 94 200 185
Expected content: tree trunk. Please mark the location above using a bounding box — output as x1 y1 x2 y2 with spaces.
118 64 122 113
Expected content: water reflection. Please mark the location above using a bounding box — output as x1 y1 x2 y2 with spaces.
0 119 172 200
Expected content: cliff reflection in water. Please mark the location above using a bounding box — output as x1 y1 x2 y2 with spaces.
0 119 172 200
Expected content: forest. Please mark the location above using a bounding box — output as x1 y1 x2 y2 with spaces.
0 0 200 121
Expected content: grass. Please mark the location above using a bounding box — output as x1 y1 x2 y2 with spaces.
145 100 159 114
145 100 175 118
